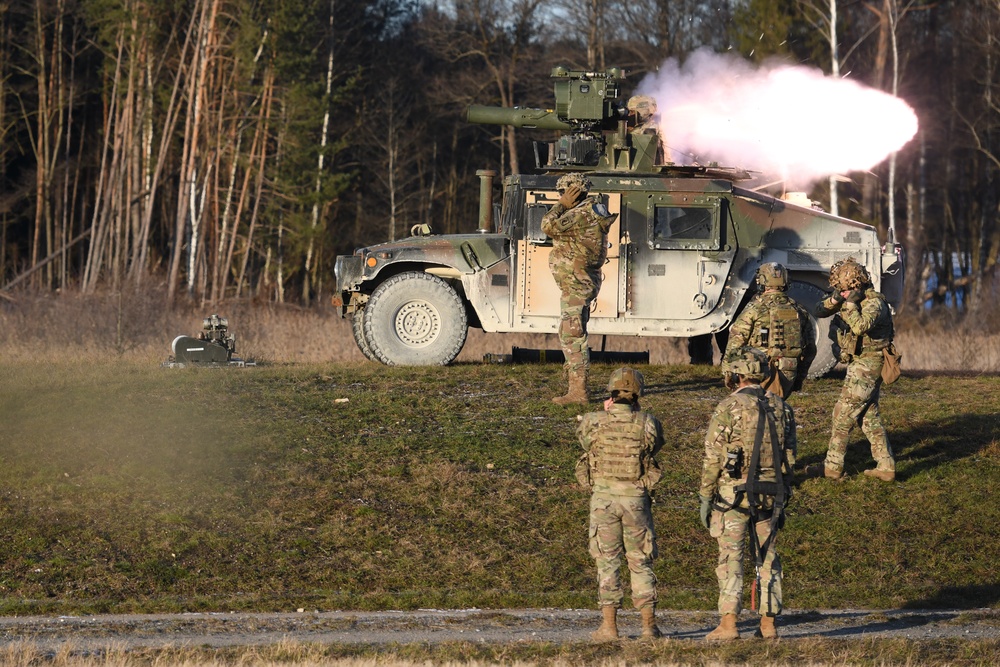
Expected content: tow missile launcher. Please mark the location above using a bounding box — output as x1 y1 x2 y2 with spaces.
331 67 904 374
164 314 255 367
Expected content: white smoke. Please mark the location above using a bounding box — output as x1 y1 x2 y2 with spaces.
638 50 919 188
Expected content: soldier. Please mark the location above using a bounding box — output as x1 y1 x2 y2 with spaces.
699 347 795 641
626 95 670 164
722 262 816 398
541 173 616 404
807 258 896 481
576 368 665 641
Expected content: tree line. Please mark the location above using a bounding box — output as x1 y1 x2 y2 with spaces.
0 0 997 315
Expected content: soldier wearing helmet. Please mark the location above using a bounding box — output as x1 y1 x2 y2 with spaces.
626 95 670 164
699 347 796 641
808 257 896 482
541 173 617 404
722 262 816 398
575 367 665 641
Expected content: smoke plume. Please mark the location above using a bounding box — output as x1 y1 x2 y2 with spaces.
637 50 919 188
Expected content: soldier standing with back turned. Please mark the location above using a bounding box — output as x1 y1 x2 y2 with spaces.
722 262 816 398
699 348 795 641
807 258 896 481
541 173 616 404
576 368 665 641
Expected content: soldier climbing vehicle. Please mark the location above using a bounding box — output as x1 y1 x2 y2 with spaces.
331 66 903 376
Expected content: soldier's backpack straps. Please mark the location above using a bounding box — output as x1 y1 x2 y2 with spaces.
744 388 787 615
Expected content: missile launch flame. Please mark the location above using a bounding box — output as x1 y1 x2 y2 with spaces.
638 50 919 188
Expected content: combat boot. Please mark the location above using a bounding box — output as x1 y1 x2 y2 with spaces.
863 468 896 482
758 614 777 639
640 606 662 639
553 368 588 405
705 613 739 641
805 463 843 480
591 606 619 642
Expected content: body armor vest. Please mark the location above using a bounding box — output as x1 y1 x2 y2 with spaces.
757 295 803 358
590 411 646 483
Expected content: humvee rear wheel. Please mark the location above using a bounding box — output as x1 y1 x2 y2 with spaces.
787 280 837 378
351 309 378 362
364 271 468 366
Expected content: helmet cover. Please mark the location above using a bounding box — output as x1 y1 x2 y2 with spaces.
829 258 871 290
755 262 789 290
607 367 645 399
555 173 592 193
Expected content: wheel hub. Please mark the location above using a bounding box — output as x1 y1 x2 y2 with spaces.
394 301 440 346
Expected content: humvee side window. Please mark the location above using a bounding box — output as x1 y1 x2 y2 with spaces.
649 205 720 251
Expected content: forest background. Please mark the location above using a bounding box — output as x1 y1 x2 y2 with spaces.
0 0 998 333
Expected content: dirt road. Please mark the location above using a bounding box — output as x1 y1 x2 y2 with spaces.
0 608 996 651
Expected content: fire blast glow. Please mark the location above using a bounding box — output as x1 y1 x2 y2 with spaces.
638 50 919 188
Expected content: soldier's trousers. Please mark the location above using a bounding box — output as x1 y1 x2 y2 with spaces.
554 269 600 376
710 507 781 616
826 353 894 473
589 492 657 609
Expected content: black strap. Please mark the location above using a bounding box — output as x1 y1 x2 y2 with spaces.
744 388 786 614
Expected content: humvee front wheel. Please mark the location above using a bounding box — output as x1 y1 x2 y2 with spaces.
787 280 836 378
364 271 468 366
350 309 378 362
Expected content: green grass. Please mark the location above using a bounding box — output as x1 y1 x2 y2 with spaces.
0 360 997 616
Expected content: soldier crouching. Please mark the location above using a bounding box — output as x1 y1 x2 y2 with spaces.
575 368 665 641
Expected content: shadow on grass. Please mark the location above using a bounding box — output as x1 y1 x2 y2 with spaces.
794 412 997 484
903 584 1000 609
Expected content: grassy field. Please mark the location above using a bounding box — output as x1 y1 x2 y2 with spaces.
1 293 999 665
1 359 997 617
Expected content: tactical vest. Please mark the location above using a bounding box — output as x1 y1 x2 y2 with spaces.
589 410 647 484
762 295 803 359
717 391 783 511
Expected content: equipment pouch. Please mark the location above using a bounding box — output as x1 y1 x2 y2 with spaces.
881 342 902 384
641 456 663 491
574 452 593 490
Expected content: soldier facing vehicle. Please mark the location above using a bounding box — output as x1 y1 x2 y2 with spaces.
722 262 816 398
576 368 665 641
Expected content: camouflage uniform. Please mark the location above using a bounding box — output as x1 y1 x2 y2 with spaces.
700 383 796 617
723 291 816 397
813 286 895 476
541 177 615 383
627 95 670 164
578 402 664 610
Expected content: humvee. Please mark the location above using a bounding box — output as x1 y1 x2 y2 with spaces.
331 67 903 376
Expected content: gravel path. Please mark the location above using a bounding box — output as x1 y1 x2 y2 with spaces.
0 608 997 650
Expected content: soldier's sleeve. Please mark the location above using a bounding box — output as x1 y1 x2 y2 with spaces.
839 295 880 336
699 403 733 498
813 293 844 318
644 413 665 457
724 306 755 362
577 412 598 452
542 205 583 237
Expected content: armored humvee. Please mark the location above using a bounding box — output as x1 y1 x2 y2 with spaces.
331 67 903 376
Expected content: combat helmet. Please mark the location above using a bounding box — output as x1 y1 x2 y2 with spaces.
556 172 592 193
626 95 657 119
727 347 772 383
607 367 644 400
829 258 871 291
755 262 789 291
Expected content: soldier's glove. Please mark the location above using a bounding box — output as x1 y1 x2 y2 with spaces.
699 495 713 530
558 185 583 209
842 289 863 304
